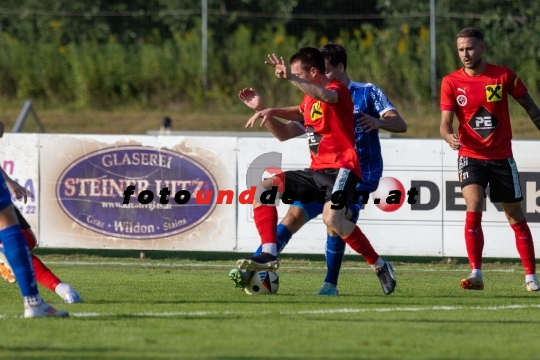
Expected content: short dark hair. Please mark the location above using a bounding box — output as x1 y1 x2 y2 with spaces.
289 47 326 74
320 42 347 71
456 28 484 42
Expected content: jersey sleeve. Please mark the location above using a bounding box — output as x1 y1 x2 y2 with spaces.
368 84 396 116
440 76 455 111
325 82 346 107
506 68 528 100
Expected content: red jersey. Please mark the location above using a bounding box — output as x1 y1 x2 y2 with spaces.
299 79 361 178
440 63 528 159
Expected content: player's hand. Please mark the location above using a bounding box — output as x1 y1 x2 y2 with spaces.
6 180 34 204
245 109 274 128
265 54 291 80
446 134 461 151
357 112 380 133
238 88 264 111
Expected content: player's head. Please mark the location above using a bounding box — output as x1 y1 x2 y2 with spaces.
456 28 485 70
289 47 326 83
320 42 348 84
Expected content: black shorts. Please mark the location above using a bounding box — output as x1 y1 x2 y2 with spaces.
13 206 31 230
458 156 523 203
283 168 360 210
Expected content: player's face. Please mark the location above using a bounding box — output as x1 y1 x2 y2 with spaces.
291 61 313 82
457 37 484 70
324 59 345 84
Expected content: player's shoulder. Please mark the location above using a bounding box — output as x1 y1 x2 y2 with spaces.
486 63 515 77
442 68 464 81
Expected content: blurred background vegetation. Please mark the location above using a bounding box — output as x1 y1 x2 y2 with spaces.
0 0 539 136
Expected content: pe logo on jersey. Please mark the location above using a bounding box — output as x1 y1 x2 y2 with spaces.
310 101 323 121
468 106 499 140
485 84 502 102
262 166 285 192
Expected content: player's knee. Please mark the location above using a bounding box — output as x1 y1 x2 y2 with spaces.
21 229 37 250
322 211 341 232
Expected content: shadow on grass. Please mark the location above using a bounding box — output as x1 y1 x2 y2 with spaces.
31 248 525 266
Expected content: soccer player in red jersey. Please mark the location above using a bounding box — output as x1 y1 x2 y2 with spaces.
235 47 396 295
440 28 540 291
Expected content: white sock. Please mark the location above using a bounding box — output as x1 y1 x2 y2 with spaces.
525 274 538 283
261 243 277 256
23 294 43 307
472 269 483 278
370 257 386 271
55 282 71 298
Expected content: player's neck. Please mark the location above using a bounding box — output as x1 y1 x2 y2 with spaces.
464 60 487 76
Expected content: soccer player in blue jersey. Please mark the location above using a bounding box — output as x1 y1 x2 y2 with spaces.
231 43 407 295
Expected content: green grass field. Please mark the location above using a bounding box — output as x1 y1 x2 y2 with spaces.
1 252 539 359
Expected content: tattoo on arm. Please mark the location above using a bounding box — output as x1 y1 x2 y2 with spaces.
517 93 540 131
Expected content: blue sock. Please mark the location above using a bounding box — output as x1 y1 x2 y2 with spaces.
253 223 292 256
0 225 38 297
324 234 346 285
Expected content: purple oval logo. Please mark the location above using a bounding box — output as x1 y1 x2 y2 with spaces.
56 146 217 240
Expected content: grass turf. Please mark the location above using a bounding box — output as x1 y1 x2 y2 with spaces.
1 254 539 359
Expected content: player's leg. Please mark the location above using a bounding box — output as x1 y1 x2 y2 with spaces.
236 170 319 271
21 229 83 303
501 201 538 291
232 202 321 289
318 204 360 296
0 201 67 317
488 158 538 291
252 204 313 256
458 157 487 290
321 169 395 295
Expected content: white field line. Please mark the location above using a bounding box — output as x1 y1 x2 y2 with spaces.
1 304 537 319
3 304 540 320
42 260 521 273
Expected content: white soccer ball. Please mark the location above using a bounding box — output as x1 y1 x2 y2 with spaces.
244 270 280 295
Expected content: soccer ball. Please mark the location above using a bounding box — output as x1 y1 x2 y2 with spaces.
244 270 280 295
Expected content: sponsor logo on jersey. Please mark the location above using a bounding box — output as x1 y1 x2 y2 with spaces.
456 95 467 106
306 126 322 155
310 101 323 121
467 106 499 140
485 84 502 102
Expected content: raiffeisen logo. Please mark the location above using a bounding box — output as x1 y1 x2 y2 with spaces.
56 146 217 239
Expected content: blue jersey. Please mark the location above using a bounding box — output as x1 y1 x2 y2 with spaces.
349 81 395 192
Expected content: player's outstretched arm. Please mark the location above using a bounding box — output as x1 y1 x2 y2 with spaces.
357 110 407 133
245 109 304 142
265 54 338 104
516 93 540 132
0 167 34 204
440 110 461 150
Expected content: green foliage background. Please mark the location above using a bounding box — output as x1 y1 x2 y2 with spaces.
0 0 538 109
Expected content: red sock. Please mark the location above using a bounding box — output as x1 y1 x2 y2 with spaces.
342 227 379 265
511 219 536 275
31 254 62 291
21 229 62 291
465 211 484 270
254 206 277 245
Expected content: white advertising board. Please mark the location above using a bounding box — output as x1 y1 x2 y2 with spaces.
38 134 236 251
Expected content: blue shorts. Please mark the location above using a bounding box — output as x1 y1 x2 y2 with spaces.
291 177 380 222
0 177 13 211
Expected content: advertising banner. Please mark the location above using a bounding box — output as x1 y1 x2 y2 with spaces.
39 135 236 250
0 134 40 237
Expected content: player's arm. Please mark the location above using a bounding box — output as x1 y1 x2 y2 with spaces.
440 110 461 150
0 166 34 204
265 54 338 104
515 93 540 131
358 110 407 133
245 110 304 142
